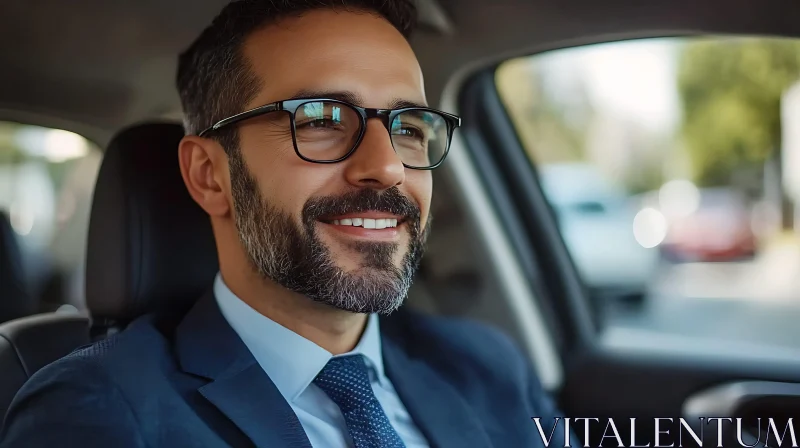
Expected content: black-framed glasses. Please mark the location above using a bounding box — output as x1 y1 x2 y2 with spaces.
198 98 461 170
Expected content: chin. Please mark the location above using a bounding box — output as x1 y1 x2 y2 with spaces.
334 255 406 274
321 236 404 270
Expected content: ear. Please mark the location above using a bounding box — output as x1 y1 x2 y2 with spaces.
178 135 231 218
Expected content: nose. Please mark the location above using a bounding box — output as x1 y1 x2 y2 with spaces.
343 120 405 189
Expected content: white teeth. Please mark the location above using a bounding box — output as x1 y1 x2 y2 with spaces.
328 217 400 228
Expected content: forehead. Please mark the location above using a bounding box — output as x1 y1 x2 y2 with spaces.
241 9 426 109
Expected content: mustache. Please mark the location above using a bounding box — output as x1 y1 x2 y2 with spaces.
302 187 421 226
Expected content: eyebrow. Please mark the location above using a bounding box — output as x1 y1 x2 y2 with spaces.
287 89 428 110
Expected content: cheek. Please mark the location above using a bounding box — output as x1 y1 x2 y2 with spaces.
238 124 294 177
238 130 344 214
407 172 433 224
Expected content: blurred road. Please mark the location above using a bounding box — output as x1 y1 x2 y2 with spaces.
603 237 800 351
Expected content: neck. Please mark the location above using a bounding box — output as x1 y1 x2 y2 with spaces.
219 263 368 355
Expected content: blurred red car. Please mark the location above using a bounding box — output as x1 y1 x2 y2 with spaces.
660 188 757 262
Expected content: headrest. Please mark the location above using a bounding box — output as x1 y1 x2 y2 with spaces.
0 211 36 321
86 123 218 324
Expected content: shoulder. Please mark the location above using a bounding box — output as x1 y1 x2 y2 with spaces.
64 314 173 376
384 309 531 384
385 309 565 432
416 312 523 359
0 319 167 446
10 314 173 411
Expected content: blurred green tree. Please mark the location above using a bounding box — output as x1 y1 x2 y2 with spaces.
0 122 25 165
677 37 800 187
495 58 592 164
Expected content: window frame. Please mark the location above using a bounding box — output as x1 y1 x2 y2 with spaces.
457 35 800 367
458 69 600 357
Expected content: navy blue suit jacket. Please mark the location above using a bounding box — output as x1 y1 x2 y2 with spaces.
0 293 567 447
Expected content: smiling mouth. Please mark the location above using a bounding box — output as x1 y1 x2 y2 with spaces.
318 213 406 232
324 217 400 229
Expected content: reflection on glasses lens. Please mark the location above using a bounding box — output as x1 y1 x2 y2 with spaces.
294 101 361 161
293 101 451 168
390 110 449 168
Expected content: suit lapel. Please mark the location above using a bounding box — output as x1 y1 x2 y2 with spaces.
175 292 311 448
198 364 311 448
381 314 494 448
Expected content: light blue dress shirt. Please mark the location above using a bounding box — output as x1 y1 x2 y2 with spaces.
214 274 429 448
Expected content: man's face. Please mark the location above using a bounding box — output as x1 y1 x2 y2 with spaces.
228 9 432 314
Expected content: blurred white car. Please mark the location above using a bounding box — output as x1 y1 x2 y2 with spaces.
538 163 660 303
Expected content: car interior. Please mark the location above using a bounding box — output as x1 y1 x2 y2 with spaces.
2 0 800 446
0 211 36 323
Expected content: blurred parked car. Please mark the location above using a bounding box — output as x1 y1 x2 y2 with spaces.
538 163 660 303
660 188 757 262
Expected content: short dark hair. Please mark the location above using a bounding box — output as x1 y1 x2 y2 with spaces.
176 0 417 152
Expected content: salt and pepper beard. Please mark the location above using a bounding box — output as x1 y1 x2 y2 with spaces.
228 149 429 315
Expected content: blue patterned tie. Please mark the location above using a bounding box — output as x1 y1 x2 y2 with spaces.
314 355 406 448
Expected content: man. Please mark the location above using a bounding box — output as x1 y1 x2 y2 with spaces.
0 1 567 447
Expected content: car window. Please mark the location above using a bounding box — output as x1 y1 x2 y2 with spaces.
496 36 800 354
0 121 101 312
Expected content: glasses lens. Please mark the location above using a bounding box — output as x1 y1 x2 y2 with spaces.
390 110 450 168
294 101 362 161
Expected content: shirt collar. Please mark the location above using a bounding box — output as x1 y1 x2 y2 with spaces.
213 274 387 403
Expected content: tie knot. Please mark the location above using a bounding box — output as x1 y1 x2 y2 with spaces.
320 354 369 377
314 355 373 413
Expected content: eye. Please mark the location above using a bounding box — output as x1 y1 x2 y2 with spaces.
297 118 342 130
393 125 426 141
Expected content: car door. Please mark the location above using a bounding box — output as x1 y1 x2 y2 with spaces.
457 32 800 448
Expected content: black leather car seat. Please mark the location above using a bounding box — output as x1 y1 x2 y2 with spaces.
85 122 218 333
